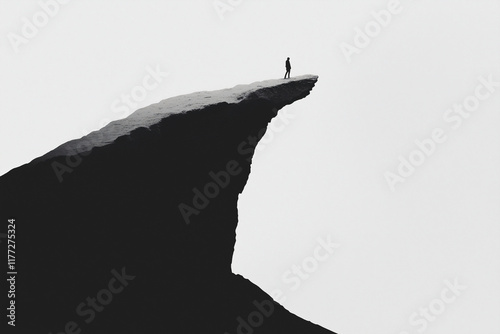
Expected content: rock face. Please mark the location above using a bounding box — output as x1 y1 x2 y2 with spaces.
0 75 335 334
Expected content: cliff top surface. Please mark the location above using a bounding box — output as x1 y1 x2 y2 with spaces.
36 75 318 162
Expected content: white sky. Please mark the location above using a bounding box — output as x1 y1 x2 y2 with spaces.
1 1 499 333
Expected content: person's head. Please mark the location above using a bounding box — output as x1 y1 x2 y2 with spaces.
287 57 290 60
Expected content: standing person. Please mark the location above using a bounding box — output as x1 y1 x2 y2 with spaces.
284 57 291 79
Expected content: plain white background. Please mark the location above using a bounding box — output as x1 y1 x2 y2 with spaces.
1 1 499 333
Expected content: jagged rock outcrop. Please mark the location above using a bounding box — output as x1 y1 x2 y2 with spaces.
0 75 335 334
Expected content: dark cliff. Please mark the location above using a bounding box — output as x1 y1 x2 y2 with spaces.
0 75 336 334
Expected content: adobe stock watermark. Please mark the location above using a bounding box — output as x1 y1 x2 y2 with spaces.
271 235 340 303
385 74 499 191
178 107 297 224
340 0 403 63
7 0 71 54
82 64 170 135
397 278 467 334
213 0 243 21
256 108 297 152
52 64 169 183
48 267 135 334
224 235 337 333
224 299 274 334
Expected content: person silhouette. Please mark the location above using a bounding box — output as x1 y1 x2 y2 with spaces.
284 57 291 79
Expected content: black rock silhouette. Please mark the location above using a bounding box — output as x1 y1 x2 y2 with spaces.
0 75 336 334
